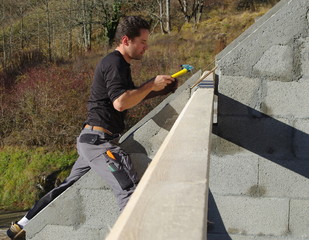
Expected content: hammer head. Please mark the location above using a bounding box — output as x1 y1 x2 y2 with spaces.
181 64 194 71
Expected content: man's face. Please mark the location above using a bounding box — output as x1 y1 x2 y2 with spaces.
127 29 149 60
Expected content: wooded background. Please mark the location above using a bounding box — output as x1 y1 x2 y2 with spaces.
0 0 278 74
0 0 280 210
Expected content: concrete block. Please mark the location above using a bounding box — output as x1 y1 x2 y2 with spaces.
289 199 309 238
216 0 289 61
218 76 262 115
213 116 294 161
25 187 84 238
145 127 169 158
152 103 180 131
25 171 120 239
27 225 103 240
119 133 149 155
121 107 177 156
120 119 161 155
211 134 250 157
252 45 294 81
168 88 191 114
79 189 118 229
217 0 309 77
263 79 309 118
300 37 309 79
208 233 304 240
127 119 170 157
73 170 110 190
129 153 151 179
293 119 309 160
208 195 290 236
259 157 309 199
209 155 258 196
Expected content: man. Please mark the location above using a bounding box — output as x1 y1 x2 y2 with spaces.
7 16 176 239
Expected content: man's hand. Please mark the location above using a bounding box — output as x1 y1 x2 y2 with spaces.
151 75 175 92
143 76 178 100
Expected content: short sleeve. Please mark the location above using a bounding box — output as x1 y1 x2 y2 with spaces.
105 63 132 102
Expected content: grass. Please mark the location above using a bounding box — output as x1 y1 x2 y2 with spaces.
0 146 77 210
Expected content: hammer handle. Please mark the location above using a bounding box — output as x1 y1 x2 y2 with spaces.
171 68 188 78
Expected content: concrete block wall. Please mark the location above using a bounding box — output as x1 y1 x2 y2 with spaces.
208 0 309 239
24 71 202 239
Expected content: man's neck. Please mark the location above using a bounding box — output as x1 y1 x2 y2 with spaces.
115 46 131 64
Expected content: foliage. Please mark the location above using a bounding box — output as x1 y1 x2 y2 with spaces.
102 0 123 46
0 49 46 89
0 146 77 210
0 63 93 149
236 0 280 11
0 0 125 68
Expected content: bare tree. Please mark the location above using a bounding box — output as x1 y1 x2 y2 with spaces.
157 0 167 34
19 3 25 50
68 0 73 58
166 0 171 33
40 0 53 61
178 0 205 24
1 0 7 68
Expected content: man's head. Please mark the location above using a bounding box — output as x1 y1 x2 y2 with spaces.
115 16 150 45
115 16 151 62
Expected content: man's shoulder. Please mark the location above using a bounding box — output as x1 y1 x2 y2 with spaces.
101 50 124 66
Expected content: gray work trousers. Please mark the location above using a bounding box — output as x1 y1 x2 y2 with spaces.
26 128 139 220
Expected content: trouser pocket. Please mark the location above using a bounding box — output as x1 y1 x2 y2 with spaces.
105 148 138 190
109 168 134 190
79 133 102 144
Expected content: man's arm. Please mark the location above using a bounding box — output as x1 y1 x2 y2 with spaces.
113 75 175 112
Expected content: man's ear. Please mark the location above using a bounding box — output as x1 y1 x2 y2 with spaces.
121 35 130 46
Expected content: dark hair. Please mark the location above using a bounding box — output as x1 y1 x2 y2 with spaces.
114 16 150 45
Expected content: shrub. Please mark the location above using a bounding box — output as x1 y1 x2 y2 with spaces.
1 65 92 149
0 49 46 90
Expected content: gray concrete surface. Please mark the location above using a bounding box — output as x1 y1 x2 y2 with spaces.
217 0 309 79
24 71 202 239
208 195 290 236
208 234 308 240
209 0 309 239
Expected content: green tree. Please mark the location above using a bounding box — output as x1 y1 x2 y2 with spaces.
99 0 122 46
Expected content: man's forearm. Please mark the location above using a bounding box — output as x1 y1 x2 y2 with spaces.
113 75 175 112
113 81 153 111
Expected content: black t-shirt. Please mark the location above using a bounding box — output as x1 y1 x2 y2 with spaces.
85 50 135 134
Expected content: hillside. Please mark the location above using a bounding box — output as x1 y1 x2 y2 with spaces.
0 0 279 210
